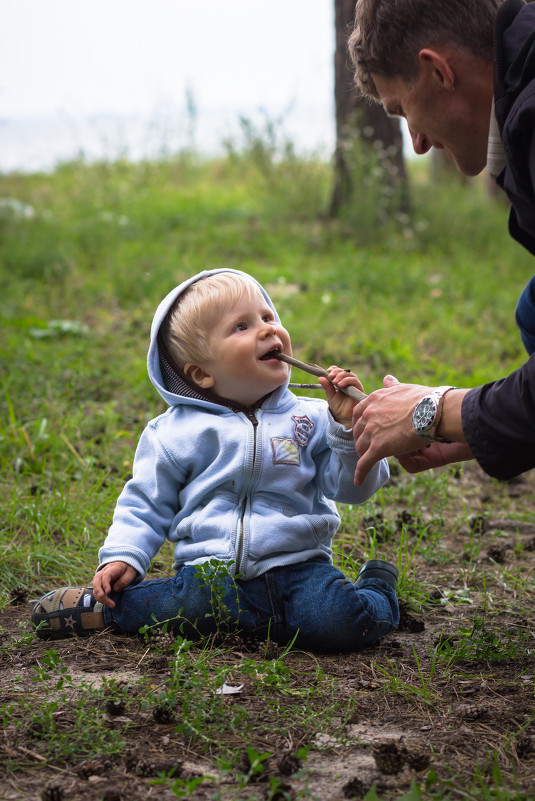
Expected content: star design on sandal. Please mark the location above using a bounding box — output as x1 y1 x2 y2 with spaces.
64 615 76 628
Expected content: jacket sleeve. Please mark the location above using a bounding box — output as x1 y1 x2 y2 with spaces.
315 411 389 504
98 420 186 579
462 353 535 480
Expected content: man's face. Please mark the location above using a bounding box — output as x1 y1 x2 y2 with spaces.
198 290 291 407
373 61 490 177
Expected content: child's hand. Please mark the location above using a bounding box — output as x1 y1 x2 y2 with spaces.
92 561 138 609
318 366 365 429
318 365 364 428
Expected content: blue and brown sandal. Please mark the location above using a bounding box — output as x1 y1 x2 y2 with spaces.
31 586 106 640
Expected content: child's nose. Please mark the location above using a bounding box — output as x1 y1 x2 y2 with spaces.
261 327 276 341
261 320 277 335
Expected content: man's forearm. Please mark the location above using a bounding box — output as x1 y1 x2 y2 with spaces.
435 388 469 443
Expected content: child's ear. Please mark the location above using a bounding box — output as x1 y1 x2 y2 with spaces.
183 362 215 389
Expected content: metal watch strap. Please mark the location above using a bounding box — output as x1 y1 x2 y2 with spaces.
413 385 455 442
430 385 456 442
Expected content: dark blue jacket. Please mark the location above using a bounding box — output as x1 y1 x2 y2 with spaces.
494 0 535 255
463 0 535 478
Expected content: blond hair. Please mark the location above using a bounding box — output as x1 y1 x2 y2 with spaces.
162 272 265 368
349 0 502 99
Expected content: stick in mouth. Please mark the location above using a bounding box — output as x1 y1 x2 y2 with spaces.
269 351 367 403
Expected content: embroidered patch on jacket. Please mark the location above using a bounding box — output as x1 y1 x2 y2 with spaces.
292 415 315 447
271 438 301 465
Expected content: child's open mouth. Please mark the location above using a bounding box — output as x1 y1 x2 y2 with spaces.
259 347 282 361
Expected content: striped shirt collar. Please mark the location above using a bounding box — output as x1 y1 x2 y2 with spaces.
487 98 507 180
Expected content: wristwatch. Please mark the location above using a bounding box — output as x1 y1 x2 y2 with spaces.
412 386 455 442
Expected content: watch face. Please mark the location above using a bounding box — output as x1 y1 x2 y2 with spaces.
413 397 437 432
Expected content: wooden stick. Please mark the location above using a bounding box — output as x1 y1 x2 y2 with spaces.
275 352 367 403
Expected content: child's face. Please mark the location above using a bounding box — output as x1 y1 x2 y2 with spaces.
195 290 292 406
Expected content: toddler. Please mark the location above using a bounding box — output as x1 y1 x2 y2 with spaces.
32 269 398 652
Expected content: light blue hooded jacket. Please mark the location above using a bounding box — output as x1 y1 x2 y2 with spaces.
98 269 389 581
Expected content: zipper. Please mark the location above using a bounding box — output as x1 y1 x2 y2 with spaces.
234 410 258 576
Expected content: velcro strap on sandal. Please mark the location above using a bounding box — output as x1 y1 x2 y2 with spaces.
60 587 89 608
81 612 105 630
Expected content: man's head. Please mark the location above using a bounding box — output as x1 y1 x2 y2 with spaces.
349 0 501 98
162 272 291 406
348 0 501 176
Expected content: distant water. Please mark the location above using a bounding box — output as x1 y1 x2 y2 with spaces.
0 105 335 173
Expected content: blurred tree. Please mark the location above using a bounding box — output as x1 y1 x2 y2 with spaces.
330 0 409 218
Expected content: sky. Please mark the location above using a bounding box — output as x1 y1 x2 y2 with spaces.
0 0 336 169
0 1 334 119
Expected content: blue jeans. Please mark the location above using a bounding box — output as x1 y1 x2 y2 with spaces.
102 558 399 653
516 275 535 355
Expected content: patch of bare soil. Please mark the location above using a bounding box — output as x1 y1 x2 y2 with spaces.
2 464 535 801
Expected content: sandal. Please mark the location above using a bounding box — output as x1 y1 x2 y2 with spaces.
31 586 105 639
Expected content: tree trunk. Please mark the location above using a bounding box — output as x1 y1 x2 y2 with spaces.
330 0 409 218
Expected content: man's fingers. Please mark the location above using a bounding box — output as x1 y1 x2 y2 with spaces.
353 447 375 485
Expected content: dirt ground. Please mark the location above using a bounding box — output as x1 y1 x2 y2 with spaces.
2 463 535 801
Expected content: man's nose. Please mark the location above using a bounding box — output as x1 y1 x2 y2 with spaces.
409 127 432 155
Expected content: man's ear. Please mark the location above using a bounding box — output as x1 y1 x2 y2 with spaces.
418 48 455 92
184 362 215 389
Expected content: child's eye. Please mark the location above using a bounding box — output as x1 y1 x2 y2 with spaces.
233 322 247 332
262 315 275 323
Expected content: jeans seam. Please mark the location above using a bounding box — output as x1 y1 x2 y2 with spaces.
264 572 283 625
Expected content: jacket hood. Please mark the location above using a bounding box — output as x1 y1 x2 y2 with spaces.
147 268 287 410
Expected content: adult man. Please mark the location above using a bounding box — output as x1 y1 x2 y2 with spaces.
348 0 535 486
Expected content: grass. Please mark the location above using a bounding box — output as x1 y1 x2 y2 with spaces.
2 139 535 800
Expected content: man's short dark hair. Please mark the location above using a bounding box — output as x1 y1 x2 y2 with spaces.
349 0 503 98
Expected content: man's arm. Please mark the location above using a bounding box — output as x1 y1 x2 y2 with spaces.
462 354 535 480
353 356 535 484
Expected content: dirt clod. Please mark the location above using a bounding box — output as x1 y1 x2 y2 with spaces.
372 742 407 775
397 602 425 633
9 586 29 605
277 753 301 776
153 702 177 724
101 789 122 801
105 698 126 715
405 749 431 771
342 776 369 798
41 783 64 801
487 545 508 563
77 758 113 779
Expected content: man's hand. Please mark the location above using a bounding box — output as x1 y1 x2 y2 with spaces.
352 375 472 484
318 366 365 429
351 375 424 483
397 442 474 473
92 561 138 609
